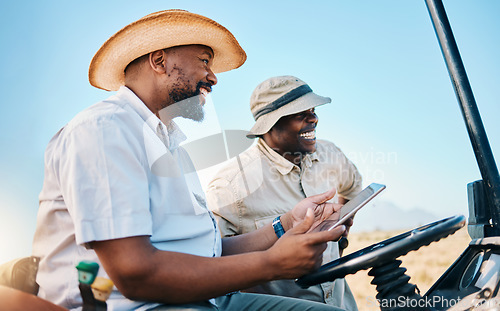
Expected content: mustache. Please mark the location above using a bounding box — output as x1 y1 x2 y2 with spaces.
196 81 213 94
300 126 316 133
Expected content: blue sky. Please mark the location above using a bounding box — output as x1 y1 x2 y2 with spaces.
1 1 499 263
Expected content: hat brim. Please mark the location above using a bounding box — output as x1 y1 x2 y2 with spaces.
246 92 331 138
89 10 247 91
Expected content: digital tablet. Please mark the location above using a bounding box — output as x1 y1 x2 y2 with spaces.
312 183 386 232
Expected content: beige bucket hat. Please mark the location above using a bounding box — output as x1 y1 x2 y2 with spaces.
247 76 331 138
89 9 247 91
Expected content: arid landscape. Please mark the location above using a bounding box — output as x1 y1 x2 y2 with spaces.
343 227 471 311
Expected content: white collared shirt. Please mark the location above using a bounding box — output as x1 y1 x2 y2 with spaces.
33 86 221 310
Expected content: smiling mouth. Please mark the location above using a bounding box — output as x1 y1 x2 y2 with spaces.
300 130 316 140
199 88 209 98
198 88 210 106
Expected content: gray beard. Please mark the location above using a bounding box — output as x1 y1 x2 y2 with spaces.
158 94 205 124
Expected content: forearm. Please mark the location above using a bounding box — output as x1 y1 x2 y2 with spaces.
222 224 276 255
126 251 275 303
221 213 293 256
91 237 277 304
92 208 342 305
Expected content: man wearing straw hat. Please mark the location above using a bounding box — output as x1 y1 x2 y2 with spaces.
207 76 362 310
32 10 349 311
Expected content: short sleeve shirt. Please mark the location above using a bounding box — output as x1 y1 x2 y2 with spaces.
32 86 221 310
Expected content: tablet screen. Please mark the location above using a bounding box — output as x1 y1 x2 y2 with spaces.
312 183 386 232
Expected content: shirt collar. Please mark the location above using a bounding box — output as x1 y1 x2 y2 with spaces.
117 86 186 150
304 149 319 168
257 138 319 175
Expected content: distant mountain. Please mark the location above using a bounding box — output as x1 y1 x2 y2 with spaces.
350 200 439 233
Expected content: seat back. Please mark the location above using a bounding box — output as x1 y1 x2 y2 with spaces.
0 256 40 295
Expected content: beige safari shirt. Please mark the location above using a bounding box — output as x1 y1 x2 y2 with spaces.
206 138 362 310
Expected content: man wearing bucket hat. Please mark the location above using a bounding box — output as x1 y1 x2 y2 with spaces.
32 10 349 311
207 76 362 309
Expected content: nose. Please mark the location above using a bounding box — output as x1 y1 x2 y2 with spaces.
305 109 318 124
207 68 217 86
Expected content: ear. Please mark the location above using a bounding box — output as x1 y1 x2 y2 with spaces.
148 50 167 74
261 131 273 143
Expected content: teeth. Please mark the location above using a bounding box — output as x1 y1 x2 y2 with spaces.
300 130 316 139
200 88 208 97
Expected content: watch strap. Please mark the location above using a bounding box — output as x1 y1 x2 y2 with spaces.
272 216 285 238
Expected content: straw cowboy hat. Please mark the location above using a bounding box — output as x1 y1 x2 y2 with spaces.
246 76 331 138
89 9 247 91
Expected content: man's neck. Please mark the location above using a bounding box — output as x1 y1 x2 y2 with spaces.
125 83 175 123
260 137 305 167
283 153 303 168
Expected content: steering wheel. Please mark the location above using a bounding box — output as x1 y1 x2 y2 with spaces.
296 215 466 288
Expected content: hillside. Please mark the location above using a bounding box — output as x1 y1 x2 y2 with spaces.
349 200 441 233
343 227 471 311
